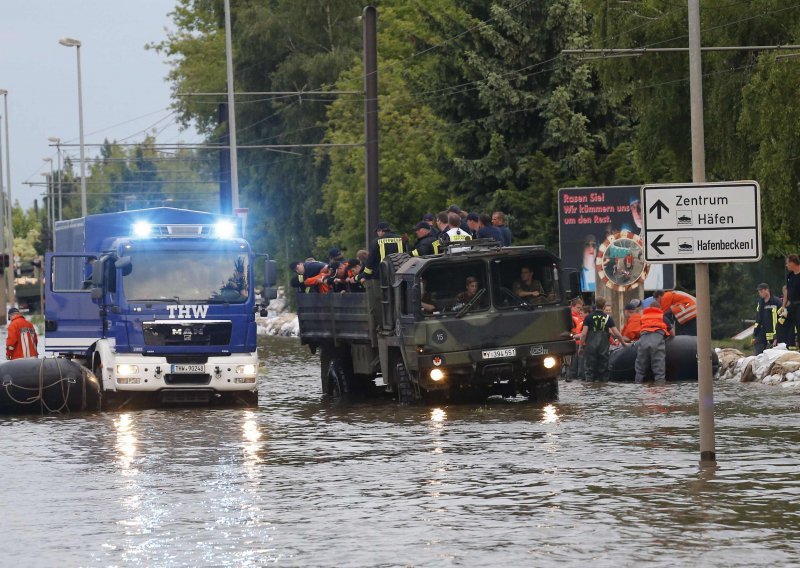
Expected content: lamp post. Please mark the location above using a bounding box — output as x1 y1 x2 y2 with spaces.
43 158 54 236
0 112 7 321
48 137 62 220
59 38 88 217
0 89 14 307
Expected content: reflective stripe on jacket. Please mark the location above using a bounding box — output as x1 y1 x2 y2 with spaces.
659 290 697 324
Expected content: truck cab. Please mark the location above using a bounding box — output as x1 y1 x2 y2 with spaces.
45 208 276 407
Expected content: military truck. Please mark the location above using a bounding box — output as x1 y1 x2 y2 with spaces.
296 240 578 403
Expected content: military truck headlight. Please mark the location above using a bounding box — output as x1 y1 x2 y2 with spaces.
116 364 139 376
236 364 257 376
543 356 557 369
430 368 445 381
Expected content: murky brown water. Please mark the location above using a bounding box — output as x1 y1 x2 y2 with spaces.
1 335 799 566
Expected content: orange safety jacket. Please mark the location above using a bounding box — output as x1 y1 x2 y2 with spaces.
571 308 584 345
303 271 331 294
659 290 697 324
621 312 642 341
640 306 670 334
6 314 39 359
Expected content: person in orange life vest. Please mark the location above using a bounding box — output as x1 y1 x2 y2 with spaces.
621 299 643 341
634 305 673 384
566 297 585 381
6 307 38 360
653 289 697 336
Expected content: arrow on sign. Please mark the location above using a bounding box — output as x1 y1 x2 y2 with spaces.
651 234 670 255
648 199 670 219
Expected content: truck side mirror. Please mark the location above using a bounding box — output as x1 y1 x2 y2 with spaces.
91 258 105 287
562 268 579 299
264 257 277 288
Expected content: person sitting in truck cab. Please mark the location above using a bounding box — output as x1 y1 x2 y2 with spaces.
513 266 546 304
454 276 482 307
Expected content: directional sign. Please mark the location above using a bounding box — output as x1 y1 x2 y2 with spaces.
641 181 761 263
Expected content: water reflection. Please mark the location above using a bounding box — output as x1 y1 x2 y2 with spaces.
0 336 798 567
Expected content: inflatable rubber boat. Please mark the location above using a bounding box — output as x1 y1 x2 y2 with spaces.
0 358 102 414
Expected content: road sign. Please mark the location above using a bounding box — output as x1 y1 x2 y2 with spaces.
641 181 761 263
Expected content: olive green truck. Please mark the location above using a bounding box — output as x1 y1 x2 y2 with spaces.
296 241 579 403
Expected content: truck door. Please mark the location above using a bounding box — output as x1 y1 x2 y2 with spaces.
44 253 103 354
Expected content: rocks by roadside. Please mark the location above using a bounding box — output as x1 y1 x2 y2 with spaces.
255 292 299 337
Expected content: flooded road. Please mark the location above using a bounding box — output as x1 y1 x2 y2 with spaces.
1 335 799 566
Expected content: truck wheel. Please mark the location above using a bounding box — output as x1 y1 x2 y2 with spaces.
531 378 559 403
326 359 352 401
396 362 417 405
319 345 333 395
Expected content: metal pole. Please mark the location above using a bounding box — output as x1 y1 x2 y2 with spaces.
49 137 63 220
0 113 7 324
223 0 239 209
76 45 88 216
2 92 15 307
363 5 379 246
688 0 716 466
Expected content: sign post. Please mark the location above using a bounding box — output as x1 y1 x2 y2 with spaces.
642 179 761 467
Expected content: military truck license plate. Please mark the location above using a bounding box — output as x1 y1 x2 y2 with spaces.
482 348 516 359
171 364 205 374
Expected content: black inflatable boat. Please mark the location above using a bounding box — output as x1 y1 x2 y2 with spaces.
0 358 101 414
608 335 719 381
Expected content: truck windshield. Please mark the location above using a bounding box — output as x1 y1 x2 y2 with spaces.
491 256 560 309
122 250 249 304
420 260 489 317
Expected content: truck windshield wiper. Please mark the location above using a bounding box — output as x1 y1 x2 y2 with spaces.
130 297 180 304
456 288 486 319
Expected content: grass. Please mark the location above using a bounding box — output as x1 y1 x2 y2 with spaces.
712 338 751 352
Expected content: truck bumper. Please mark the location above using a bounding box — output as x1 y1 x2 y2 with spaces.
105 352 259 393
413 339 574 391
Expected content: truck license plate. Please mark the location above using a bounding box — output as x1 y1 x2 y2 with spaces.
171 364 205 374
482 348 516 360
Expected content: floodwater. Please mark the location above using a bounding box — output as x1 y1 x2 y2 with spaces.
1 336 799 567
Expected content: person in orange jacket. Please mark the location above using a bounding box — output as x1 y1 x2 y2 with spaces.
634 305 673 383
653 289 697 336
6 307 38 360
566 297 585 381
621 299 642 341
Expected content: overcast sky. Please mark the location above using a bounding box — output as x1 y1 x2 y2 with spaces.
1 0 201 210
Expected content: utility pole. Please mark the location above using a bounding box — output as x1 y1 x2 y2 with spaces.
223 0 240 209
0 115 7 324
363 5 379 245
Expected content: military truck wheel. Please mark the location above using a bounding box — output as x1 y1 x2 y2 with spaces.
531 378 559 403
395 362 418 405
386 252 411 272
326 359 352 401
319 345 333 395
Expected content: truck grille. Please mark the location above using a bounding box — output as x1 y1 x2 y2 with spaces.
164 373 212 385
142 322 232 346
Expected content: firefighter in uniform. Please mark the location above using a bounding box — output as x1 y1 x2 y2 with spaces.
578 297 629 381
6 308 39 360
566 297 584 381
361 221 409 280
635 305 672 383
754 282 781 354
410 222 441 257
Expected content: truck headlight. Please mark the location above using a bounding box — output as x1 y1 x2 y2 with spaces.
215 221 236 239
543 356 557 369
430 368 445 381
236 364 257 376
116 364 139 376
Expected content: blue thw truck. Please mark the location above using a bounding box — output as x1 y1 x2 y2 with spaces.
44 207 276 407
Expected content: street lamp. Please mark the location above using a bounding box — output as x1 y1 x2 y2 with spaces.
0 89 14 306
0 111 7 320
59 37 88 217
48 137 62 220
